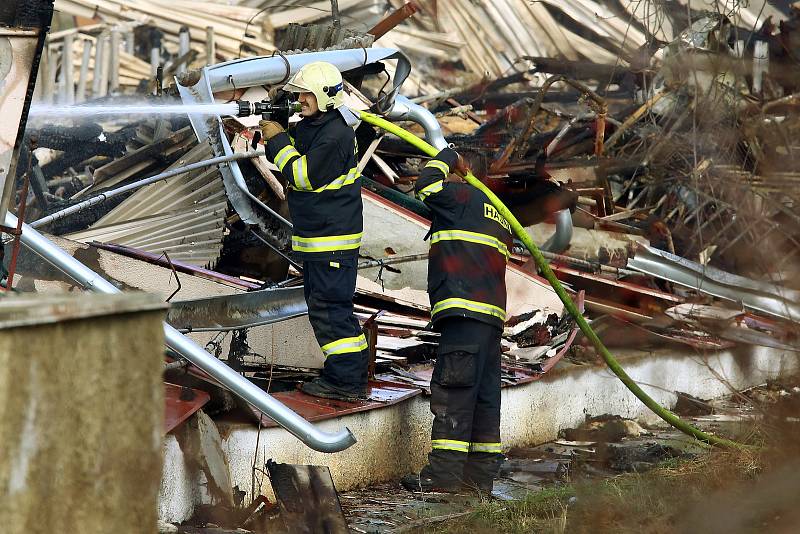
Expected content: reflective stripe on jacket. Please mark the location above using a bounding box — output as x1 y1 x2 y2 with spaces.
266 111 363 260
414 148 511 329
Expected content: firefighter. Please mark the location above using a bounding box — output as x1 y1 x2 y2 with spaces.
401 148 512 494
261 61 368 401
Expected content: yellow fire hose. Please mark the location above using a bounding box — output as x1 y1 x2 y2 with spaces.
356 109 746 449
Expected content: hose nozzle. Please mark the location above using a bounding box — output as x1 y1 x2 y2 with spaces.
235 99 301 118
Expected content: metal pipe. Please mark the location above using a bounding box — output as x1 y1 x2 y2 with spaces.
541 208 573 254
30 150 267 229
203 48 401 92
5 211 357 453
385 94 448 150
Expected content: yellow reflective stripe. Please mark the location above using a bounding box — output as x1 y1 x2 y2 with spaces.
289 168 361 193
417 179 444 201
321 334 368 357
292 156 311 191
313 167 359 192
432 439 470 452
425 159 449 176
430 229 510 259
431 297 506 321
275 145 300 172
470 442 502 453
291 232 363 253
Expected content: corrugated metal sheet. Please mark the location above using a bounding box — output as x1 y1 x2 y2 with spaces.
65 143 227 267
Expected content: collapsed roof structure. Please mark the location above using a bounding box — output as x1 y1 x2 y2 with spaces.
3 0 800 528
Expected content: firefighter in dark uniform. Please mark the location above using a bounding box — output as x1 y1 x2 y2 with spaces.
260 61 368 401
401 147 512 494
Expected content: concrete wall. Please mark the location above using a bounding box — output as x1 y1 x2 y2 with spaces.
0 293 166 534
159 343 799 522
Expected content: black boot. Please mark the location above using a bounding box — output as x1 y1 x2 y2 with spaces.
400 472 464 493
460 475 493 494
299 377 366 401
462 452 503 494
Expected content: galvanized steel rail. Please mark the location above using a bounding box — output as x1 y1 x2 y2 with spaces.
6 212 356 452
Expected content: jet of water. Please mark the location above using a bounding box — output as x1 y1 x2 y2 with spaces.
28 102 240 118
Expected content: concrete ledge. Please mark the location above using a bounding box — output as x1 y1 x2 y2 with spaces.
159 344 799 522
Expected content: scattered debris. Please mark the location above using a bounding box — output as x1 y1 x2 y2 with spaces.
674 391 714 417
6 1 800 531
562 415 645 443
267 461 349 534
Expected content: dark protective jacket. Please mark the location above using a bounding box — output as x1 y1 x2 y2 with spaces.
266 111 362 261
414 148 512 330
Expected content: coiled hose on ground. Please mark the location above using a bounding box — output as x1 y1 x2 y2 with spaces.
356 109 745 449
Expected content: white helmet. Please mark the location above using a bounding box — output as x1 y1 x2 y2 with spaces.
283 61 344 112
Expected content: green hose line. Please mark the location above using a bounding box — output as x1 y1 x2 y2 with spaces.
357 110 747 449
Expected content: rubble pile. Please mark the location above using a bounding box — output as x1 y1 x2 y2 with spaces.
5 0 800 531
10 2 800 389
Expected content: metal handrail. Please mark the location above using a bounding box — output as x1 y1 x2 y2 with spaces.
5 212 356 453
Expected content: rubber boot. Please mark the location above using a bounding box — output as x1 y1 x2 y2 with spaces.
299 377 367 401
463 452 503 493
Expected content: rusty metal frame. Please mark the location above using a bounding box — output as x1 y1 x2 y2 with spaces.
4 138 34 289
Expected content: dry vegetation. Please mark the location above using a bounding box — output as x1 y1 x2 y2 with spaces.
427 378 800 534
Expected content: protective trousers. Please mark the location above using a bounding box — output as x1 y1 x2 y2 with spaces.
303 257 368 392
425 317 503 487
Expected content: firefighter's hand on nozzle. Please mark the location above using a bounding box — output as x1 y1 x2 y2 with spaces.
259 120 284 141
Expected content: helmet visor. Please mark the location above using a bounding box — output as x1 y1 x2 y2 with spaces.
282 81 309 94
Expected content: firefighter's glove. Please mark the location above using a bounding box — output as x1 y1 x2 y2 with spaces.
259 120 284 141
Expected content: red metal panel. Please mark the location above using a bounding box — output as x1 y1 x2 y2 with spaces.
164 382 211 434
255 380 422 428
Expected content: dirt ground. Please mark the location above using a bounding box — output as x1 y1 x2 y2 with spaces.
167 377 800 534
342 377 800 534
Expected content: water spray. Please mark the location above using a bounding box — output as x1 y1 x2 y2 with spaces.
28 99 299 121
29 102 242 118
